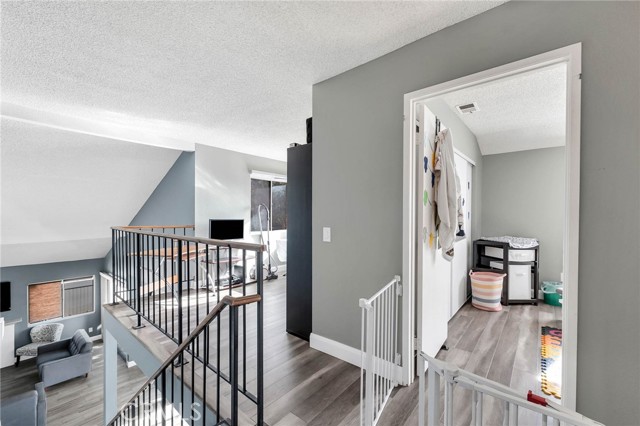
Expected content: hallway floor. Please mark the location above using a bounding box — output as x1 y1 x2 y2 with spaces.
1 277 560 426
375 301 562 426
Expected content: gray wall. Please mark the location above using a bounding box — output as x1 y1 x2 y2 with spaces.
195 144 287 253
0 258 104 348
425 99 483 242
129 151 195 227
103 151 196 273
482 147 565 284
312 2 639 424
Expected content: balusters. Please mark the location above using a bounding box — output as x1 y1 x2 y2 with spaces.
108 226 265 426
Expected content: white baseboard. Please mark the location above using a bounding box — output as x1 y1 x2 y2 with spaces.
309 333 361 367
310 333 403 383
126 360 137 368
90 333 103 342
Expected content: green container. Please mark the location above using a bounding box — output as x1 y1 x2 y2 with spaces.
542 281 563 306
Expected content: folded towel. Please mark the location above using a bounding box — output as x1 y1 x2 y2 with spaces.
480 236 539 249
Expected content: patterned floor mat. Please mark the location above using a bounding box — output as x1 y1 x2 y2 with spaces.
541 326 562 399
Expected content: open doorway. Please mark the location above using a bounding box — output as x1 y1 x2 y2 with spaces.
401 44 581 409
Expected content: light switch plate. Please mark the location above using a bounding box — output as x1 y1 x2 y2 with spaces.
323 227 331 242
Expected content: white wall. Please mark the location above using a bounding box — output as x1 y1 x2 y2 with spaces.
194 144 287 264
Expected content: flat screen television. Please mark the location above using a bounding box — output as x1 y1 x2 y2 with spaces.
1 282 10 312
209 219 244 240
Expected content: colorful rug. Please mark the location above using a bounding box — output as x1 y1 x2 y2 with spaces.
541 326 562 399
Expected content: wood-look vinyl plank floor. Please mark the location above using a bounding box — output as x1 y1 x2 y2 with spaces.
0 342 147 426
2 276 561 426
378 302 562 426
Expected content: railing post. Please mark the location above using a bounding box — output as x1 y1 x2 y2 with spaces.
125 232 131 304
171 240 184 365
256 250 264 425
229 305 239 425
111 229 118 305
362 301 374 426
427 360 440 426
509 402 518 426
132 399 137 426
177 241 183 344
133 232 145 329
444 370 454 426
161 370 167 426
477 391 488 426
418 354 426 426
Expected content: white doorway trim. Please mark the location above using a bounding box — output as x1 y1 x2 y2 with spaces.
453 148 476 167
401 43 582 409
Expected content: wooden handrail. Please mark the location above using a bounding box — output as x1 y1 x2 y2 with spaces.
108 294 261 425
117 225 195 230
112 226 266 252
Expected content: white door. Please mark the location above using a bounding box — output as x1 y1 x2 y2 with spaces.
416 106 449 362
450 154 473 318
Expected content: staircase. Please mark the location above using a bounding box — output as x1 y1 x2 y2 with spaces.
109 226 266 425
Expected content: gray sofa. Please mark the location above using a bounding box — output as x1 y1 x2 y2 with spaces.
0 382 47 426
36 329 93 388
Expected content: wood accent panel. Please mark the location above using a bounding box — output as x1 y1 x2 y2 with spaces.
118 225 195 230
29 281 62 323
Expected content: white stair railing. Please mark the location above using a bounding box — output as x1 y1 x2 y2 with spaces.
359 275 402 426
418 353 604 426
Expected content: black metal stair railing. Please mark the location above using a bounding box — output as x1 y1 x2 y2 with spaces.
107 294 262 426
110 226 266 425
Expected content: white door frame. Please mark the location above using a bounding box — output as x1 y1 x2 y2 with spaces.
401 43 582 410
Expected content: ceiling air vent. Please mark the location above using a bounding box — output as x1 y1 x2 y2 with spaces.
456 102 479 115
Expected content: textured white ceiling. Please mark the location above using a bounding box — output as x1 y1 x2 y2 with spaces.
435 63 567 155
0 119 180 267
1 1 507 266
1 1 505 161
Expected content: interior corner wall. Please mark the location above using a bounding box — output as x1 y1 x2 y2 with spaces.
312 2 639 424
194 144 287 242
0 258 104 348
102 151 195 273
129 151 195 227
425 98 483 243
481 147 565 283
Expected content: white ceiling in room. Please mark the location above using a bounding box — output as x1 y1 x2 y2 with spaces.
0 119 181 267
1 1 507 266
436 63 567 155
1 1 506 161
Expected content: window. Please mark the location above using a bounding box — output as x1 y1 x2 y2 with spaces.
250 176 287 232
28 276 95 324
28 281 62 324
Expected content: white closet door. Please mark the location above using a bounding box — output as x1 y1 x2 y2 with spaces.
451 240 468 318
450 154 472 318
417 106 449 361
